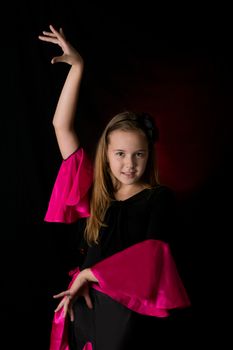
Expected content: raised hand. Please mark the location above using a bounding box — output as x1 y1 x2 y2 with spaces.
38 24 83 67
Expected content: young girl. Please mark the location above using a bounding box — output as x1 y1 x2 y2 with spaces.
39 25 191 350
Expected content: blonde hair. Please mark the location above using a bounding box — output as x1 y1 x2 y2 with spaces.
84 111 159 245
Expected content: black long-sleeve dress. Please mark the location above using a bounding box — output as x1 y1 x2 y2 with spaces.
45 148 191 350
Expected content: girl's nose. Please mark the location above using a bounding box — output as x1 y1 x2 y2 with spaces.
125 156 135 169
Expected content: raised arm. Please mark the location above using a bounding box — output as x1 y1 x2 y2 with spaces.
38 25 84 159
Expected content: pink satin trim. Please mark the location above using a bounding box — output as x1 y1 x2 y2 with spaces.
49 309 69 350
49 239 191 349
50 307 93 350
49 268 80 350
91 239 191 317
44 148 93 223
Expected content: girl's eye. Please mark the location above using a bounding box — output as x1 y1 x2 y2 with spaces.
136 153 144 158
116 152 124 157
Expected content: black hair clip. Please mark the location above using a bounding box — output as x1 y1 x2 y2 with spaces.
139 112 159 143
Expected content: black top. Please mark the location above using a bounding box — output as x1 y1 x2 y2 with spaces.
78 185 176 269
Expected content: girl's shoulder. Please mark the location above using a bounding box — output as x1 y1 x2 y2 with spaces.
148 184 174 195
146 185 175 203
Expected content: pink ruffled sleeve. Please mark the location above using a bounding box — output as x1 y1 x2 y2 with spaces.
91 239 191 317
44 147 93 223
48 240 191 350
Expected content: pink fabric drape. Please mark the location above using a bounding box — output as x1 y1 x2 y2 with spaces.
44 148 93 223
91 239 190 317
49 239 191 350
49 267 79 350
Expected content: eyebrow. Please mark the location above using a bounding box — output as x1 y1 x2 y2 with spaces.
112 149 147 152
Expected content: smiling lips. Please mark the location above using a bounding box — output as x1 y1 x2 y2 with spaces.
122 172 136 178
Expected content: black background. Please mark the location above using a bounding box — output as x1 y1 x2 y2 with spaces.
1 2 232 348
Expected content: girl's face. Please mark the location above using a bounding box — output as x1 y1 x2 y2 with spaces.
107 129 149 189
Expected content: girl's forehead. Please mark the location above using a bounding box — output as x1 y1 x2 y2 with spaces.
108 129 148 148
108 129 145 140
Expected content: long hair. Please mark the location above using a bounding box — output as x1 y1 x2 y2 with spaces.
84 111 159 245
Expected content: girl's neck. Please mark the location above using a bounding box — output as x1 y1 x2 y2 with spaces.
114 183 150 201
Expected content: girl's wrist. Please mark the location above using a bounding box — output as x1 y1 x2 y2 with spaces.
82 268 98 283
71 60 84 70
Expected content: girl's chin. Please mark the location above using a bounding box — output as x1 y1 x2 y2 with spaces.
119 176 140 185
